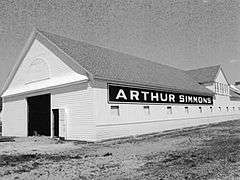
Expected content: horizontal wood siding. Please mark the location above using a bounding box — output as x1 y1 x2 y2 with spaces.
51 82 95 141
93 80 240 140
96 114 240 140
2 97 27 136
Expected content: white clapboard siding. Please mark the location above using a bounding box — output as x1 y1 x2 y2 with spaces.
51 82 95 141
93 80 240 140
96 114 240 140
2 97 27 137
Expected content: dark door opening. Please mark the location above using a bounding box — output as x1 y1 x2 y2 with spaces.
52 109 59 137
27 94 51 136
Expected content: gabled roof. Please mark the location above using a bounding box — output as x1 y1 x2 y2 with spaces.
1 29 214 96
185 65 221 84
230 85 240 93
230 89 240 99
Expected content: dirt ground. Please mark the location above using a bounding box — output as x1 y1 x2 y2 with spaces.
1 120 240 180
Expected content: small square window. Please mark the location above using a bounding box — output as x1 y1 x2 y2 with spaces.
184 107 189 114
210 107 213 112
167 106 172 114
143 106 150 115
199 107 202 113
110 106 119 116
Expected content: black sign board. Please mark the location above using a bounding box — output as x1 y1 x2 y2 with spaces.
108 84 213 105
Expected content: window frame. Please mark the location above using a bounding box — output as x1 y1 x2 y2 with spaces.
143 106 150 115
167 106 173 115
110 105 120 116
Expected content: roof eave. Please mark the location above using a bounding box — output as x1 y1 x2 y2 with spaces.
1 29 96 97
93 76 214 96
36 30 94 82
0 28 38 96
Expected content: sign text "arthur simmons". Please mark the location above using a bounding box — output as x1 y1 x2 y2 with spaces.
108 84 213 105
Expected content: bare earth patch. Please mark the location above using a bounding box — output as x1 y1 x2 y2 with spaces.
1 119 240 179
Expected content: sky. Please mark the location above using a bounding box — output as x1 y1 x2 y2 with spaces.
0 0 240 90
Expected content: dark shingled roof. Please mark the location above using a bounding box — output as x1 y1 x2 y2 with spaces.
186 65 221 84
38 30 213 95
230 90 240 99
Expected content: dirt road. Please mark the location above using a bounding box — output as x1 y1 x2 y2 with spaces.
1 119 240 179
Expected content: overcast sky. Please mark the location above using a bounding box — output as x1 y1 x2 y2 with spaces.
0 0 240 89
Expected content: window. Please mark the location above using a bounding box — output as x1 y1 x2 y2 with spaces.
143 106 150 115
184 107 189 114
226 107 229 112
233 107 235 111
110 106 119 116
199 107 202 113
215 83 219 93
167 106 172 115
210 107 213 113
219 107 221 111
218 83 220 93
224 85 227 94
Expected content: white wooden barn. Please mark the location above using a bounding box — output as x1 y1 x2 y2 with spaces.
1 29 240 141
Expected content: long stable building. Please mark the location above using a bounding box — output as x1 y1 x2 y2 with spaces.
1 30 240 141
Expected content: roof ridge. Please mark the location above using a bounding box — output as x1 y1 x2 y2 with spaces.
38 30 182 73
34 29 213 96
186 64 221 72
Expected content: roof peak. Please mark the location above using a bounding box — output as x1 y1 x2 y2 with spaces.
2 29 214 96
185 65 221 84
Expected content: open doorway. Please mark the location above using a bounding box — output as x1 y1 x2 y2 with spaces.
27 94 51 136
52 109 59 137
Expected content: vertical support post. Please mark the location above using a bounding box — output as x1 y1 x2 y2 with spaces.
51 109 54 138
58 108 66 139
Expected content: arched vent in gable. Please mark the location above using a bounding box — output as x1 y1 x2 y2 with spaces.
25 58 50 84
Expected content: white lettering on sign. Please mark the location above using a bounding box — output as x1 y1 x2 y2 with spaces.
169 94 175 102
179 95 185 103
108 84 213 105
141 91 149 101
151 92 159 101
160 93 168 102
130 90 139 100
116 89 127 100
